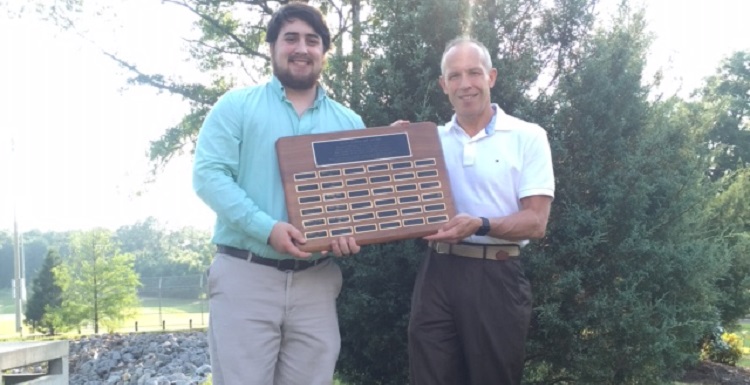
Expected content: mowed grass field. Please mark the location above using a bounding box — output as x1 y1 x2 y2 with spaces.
0 288 208 338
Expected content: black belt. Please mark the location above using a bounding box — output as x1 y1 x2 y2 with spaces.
216 245 330 272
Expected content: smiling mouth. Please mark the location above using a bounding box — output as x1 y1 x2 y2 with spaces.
289 55 311 65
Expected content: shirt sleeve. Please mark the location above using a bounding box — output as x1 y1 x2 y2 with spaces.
519 127 555 199
192 92 277 242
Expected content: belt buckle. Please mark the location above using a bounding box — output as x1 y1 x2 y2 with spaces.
278 259 304 272
276 259 293 272
433 242 450 254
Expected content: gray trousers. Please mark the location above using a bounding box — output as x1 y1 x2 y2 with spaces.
207 253 343 385
408 250 532 385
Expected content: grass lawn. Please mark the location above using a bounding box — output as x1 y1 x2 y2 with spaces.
0 288 16 315
734 322 750 367
0 291 209 337
139 297 208 313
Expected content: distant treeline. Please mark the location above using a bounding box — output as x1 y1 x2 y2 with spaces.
0 217 213 291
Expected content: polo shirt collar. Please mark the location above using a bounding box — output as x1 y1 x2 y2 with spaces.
448 103 507 136
270 75 327 108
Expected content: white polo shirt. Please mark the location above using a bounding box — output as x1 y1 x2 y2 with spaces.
438 104 555 246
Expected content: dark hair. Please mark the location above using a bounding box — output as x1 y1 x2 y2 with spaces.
266 3 331 53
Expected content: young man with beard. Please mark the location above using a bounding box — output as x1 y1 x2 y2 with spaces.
192 3 365 384
407 37 555 385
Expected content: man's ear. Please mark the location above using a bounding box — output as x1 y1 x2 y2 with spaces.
438 76 448 94
488 68 498 88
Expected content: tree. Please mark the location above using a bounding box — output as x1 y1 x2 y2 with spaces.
703 168 750 326
525 8 728 384
53 228 140 334
0 231 13 289
115 217 170 277
29 0 366 173
677 51 750 327
24 250 63 335
696 51 750 180
27 0 750 382
20 230 51 285
336 240 425 384
114 218 212 299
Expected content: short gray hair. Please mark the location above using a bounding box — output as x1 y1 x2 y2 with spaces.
440 37 493 75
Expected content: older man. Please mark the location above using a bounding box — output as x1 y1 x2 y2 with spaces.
408 37 555 385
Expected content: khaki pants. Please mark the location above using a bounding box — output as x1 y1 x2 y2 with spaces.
208 253 343 385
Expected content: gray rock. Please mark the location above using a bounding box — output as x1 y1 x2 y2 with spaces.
68 331 211 385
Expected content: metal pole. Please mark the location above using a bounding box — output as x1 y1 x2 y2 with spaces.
13 213 23 333
11 138 24 334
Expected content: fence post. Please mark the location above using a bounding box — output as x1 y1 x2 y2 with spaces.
158 277 163 325
200 273 205 326
162 320 166 331
189 319 192 330
135 321 138 332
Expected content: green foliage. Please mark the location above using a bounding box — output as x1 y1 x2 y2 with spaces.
53 229 141 334
704 169 750 326
701 327 744 366
26 0 750 383
360 0 463 126
696 51 750 179
524 8 729 384
115 217 213 298
24 250 63 335
0 231 13 289
336 240 426 385
0 219 211 301
0 230 70 290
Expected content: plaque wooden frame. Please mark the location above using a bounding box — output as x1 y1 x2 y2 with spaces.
276 122 456 252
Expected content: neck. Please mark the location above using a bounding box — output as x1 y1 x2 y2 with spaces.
456 105 494 137
285 85 318 116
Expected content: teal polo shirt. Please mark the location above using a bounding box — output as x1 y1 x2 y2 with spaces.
193 76 365 259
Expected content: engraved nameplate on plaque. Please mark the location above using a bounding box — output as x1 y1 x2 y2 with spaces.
276 122 456 252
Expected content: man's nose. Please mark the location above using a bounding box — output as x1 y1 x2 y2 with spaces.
459 74 471 88
293 40 308 54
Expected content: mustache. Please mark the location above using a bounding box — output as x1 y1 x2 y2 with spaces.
288 54 311 62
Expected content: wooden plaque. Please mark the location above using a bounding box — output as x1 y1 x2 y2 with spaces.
276 122 456 252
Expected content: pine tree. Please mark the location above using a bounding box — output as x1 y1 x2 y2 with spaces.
525 8 727 384
24 250 63 335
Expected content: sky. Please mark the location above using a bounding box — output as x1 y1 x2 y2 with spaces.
1 0 749 233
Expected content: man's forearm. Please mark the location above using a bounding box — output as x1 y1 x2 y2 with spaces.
487 195 552 241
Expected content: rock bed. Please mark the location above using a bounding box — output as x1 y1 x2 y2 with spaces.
68 331 211 385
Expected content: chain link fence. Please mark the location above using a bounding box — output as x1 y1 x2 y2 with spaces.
0 274 210 338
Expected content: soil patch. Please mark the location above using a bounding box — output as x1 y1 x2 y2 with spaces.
679 361 750 385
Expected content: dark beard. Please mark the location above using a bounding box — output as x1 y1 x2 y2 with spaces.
273 60 319 90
